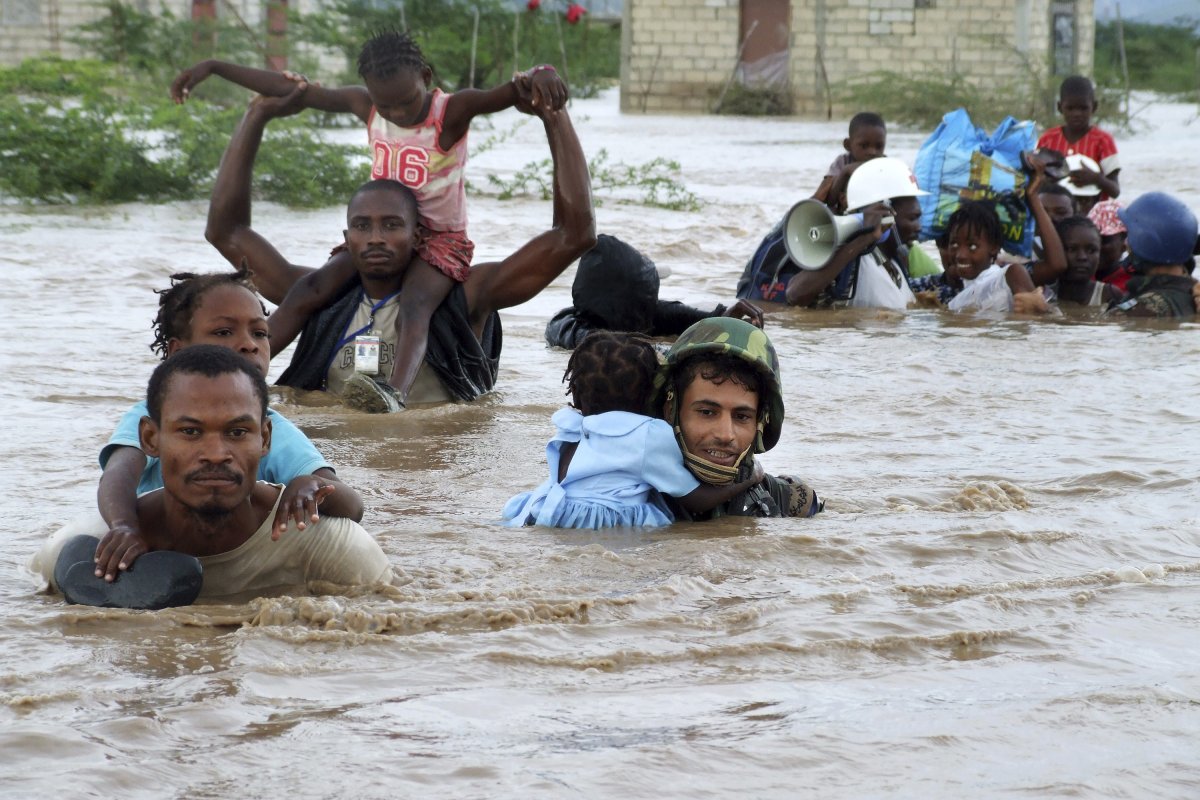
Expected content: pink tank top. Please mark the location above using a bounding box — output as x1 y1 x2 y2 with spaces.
366 88 468 232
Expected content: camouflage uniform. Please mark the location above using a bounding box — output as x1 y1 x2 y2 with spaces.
654 318 822 520
670 462 820 521
1108 193 1198 319
1108 274 1197 319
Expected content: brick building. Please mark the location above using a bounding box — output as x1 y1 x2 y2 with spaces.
620 0 1094 115
0 0 298 67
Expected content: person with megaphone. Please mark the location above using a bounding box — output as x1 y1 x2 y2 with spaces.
736 157 927 310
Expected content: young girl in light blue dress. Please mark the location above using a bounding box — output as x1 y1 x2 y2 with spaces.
502 332 762 529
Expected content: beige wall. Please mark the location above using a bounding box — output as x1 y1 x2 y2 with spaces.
621 0 743 113
1 0 103 64
621 0 1095 116
0 0 324 68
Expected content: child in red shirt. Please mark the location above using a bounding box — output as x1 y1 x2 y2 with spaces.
1038 76 1120 200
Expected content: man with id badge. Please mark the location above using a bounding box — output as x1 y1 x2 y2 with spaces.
327 291 402 412
205 81 596 414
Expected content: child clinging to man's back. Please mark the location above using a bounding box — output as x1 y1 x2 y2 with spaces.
171 31 567 409
502 332 766 529
812 111 886 211
1038 75 1120 201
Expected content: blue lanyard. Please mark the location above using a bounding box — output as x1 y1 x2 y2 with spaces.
330 290 401 367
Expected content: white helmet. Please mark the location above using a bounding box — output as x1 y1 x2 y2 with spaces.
845 157 929 211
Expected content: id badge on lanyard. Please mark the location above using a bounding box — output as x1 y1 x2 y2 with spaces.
353 330 383 375
334 290 400 377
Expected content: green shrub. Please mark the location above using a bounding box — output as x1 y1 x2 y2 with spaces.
484 147 700 212
1094 20 1200 96
289 0 620 98
253 126 368 207
73 0 265 96
0 94 191 203
0 66 365 207
713 84 793 116
0 56 116 101
0 0 621 208
835 70 1078 132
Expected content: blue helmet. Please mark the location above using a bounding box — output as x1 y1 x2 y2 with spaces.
1118 192 1198 266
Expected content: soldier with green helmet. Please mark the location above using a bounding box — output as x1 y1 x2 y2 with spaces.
654 318 822 519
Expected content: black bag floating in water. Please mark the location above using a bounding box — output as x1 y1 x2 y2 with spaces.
54 535 203 610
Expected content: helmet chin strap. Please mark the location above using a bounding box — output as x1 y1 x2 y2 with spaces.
679 439 750 485
676 428 750 485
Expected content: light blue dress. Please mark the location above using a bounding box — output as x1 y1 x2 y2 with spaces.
502 408 700 529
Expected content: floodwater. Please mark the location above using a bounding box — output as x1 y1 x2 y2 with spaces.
2 90 1199 798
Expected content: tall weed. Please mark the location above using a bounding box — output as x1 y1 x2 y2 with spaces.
1094 19 1200 97
837 70 1076 132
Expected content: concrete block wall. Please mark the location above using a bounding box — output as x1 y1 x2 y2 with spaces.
620 0 742 113
0 0 328 68
621 0 1094 116
792 0 1060 116
1074 6 1094 83
1 0 114 65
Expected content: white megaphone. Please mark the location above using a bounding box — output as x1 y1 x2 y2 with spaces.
783 199 886 270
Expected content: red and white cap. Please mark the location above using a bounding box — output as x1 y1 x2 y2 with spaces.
1088 199 1126 236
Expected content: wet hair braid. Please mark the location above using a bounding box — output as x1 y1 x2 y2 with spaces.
564 331 660 417
848 111 885 136
150 267 262 360
357 29 429 81
1055 214 1099 242
946 200 1003 249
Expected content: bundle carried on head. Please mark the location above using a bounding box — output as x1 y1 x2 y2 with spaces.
571 234 661 333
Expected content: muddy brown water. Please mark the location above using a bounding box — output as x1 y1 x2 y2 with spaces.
2 91 1198 797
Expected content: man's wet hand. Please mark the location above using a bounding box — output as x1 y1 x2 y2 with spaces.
858 202 893 246
94 523 149 582
170 61 212 104
530 68 569 111
274 475 336 540
1012 287 1051 315
250 82 309 119
1069 167 1100 187
722 299 765 328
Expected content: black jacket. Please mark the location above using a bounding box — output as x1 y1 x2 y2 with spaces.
544 300 726 349
276 282 502 401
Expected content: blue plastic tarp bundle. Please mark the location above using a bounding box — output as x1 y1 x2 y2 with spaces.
913 108 1037 257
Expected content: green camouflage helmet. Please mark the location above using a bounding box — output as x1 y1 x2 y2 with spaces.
654 317 784 452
